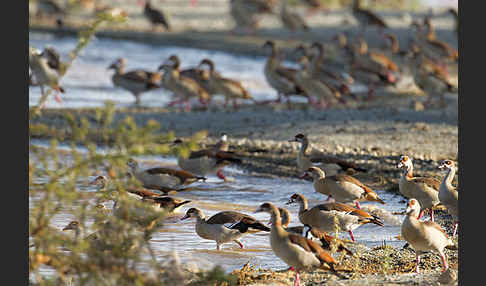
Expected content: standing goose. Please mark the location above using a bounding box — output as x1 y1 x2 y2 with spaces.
229 0 277 34
262 41 309 108
158 55 211 112
171 138 242 181
401 199 454 273
303 166 385 209
438 160 459 238
255 203 341 286
280 0 309 33
62 221 104 247
423 17 458 62
127 158 206 193
287 193 384 242
181 207 270 250
139 0 170 31
107 58 162 105
289 133 367 176
278 207 354 256
294 54 342 110
397 155 440 222
307 42 354 97
29 46 66 104
89 175 191 212
198 59 254 111
408 49 457 108
351 0 387 35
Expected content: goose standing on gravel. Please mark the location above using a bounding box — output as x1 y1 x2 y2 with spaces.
401 199 454 273
139 0 170 31
126 158 206 193
29 46 66 104
287 193 384 242
181 207 270 250
255 202 341 286
171 138 242 181
262 41 308 108
438 160 459 238
107 58 162 105
198 58 254 111
351 0 387 35
397 155 440 222
278 207 354 256
303 166 385 209
289 133 367 177
158 55 211 112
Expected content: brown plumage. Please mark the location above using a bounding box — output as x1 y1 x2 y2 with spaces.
352 0 387 34
423 17 458 61
304 166 385 209
280 1 309 32
140 0 170 31
287 193 384 242
108 58 162 105
149 196 191 212
255 202 342 285
198 58 253 111
278 207 354 256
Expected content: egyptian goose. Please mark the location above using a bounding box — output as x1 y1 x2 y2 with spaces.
397 155 440 222
254 202 340 285
287 193 384 242
401 199 454 273
229 0 276 34
212 132 230 152
422 17 458 62
303 166 385 209
62 221 101 243
158 55 211 112
29 46 66 104
438 160 459 238
288 133 367 176
278 207 354 256
307 42 354 96
181 207 270 250
351 0 387 35
262 41 308 108
89 175 191 212
127 158 206 193
171 138 242 181
139 0 170 31
280 0 309 33
198 59 254 111
408 50 456 108
294 54 342 110
107 58 161 105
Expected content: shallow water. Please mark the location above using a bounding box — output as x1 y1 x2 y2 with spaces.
29 139 407 277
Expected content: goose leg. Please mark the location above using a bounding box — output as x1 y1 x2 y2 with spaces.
319 97 327 110
234 240 244 249
355 201 361 209
417 210 424 220
224 96 229 108
216 243 221 250
134 94 140 105
439 250 448 272
430 208 435 222
294 270 300 286
185 100 191 112
54 87 63 103
415 253 421 273
233 99 238 111
348 230 356 242
452 221 458 238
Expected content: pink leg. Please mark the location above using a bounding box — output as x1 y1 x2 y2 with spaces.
233 99 238 111
54 88 62 103
415 254 421 273
355 201 361 209
216 170 226 181
185 100 191 112
430 208 435 222
417 210 424 220
452 221 458 238
326 195 332 201
224 97 229 108
190 0 197 6
439 251 448 272
234 240 244 249
294 270 300 286
366 85 375 101
348 230 356 242
168 98 185 106
319 97 327 110
287 97 292 110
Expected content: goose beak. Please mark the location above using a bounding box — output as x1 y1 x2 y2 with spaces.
397 162 403 168
180 214 190 221
299 172 310 179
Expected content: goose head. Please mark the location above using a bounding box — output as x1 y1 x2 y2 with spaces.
438 159 456 171
405 198 421 218
397 155 413 171
180 207 204 220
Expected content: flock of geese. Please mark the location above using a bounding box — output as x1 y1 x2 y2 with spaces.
29 9 458 112
56 132 458 285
